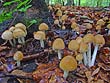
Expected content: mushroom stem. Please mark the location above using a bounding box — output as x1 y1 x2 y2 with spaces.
108 30 110 35
16 60 20 67
40 39 44 48
18 38 22 44
63 70 69 79
83 52 87 66
20 37 25 44
88 43 91 66
9 40 14 47
90 44 99 67
13 39 16 46
58 50 62 59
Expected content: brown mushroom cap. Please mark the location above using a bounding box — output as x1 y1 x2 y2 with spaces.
56 9 62 17
34 31 45 40
83 23 92 29
76 54 83 61
60 55 77 71
68 40 79 51
79 42 88 53
38 23 49 31
107 24 110 29
13 51 24 61
13 28 26 38
96 19 105 26
15 23 26 31
96 25 102 30
61 15 68 21
48 5 53 10
83 33 94 43
103 17 108 21
1 30 13 40
94 34 105 45
52 38 65 50
71 22 78 29
61 6 66 11
76 37 83 44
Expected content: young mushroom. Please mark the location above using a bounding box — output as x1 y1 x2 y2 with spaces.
34 31 46 48
96 19 105 26
79 42 88 66
1 30 14 47
13 51 24 67
54 19 61 27
13 28 26 44
60 55 77 79
90 34 105 67
56 9 62 20
52 38 65 59
107 24 110 35
38 23 49 32
76 54 83 64
68 40 79 55
83 33 94 66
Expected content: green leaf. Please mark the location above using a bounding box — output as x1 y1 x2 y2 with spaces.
30 19 37 24
3 0 20 6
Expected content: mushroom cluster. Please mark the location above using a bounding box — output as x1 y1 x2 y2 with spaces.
1 23 27 47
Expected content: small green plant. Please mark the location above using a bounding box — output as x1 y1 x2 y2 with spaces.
0 0 32 23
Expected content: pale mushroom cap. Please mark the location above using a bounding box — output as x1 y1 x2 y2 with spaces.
96 25 101 30
79 42 88 53
61 15 68 21
52 38 65 50
9 26 16 32
13 28 26 38
15 23 26 31
38 23 49 31
94 34 105 45
74 27 80 32
48 5 53 10
60 55 77 71
76 54 83 61
54 19 59 25
1 30 13 40
34 31 45 40
83 33 94 43
13 51 24 61
56 9 62 16
71 22 78 29
103 17 108 21
68 40 79 51
76 37 83 44
96 19 105 26
62 25 66 29
61 6 66 11
107 24 110 29
83 23 92 29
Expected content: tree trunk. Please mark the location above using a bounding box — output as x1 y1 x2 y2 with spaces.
78 0 81 6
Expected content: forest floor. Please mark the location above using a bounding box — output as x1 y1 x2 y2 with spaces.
0 5 110 83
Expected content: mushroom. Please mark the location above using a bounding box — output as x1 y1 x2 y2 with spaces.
96 25 102 33
61 15 68 24
107 24 110 35
34 31 46 48
1 30 14 47
79 42 88 66
15 23 27 34
76 37 83 44
59 55 77 79
96 19 105 26
54 19 61 27
76 54 83 64
52 38 65 59
71 22 79 33
90 34 105 67
68 40 79 55
56 9 62 20
83 33 94 66
62 25 66 30
13 51 24 67
83 23 92 30
38 23 49 32
13 28 26 44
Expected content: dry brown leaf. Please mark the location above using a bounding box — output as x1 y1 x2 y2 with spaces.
92 67 100 76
